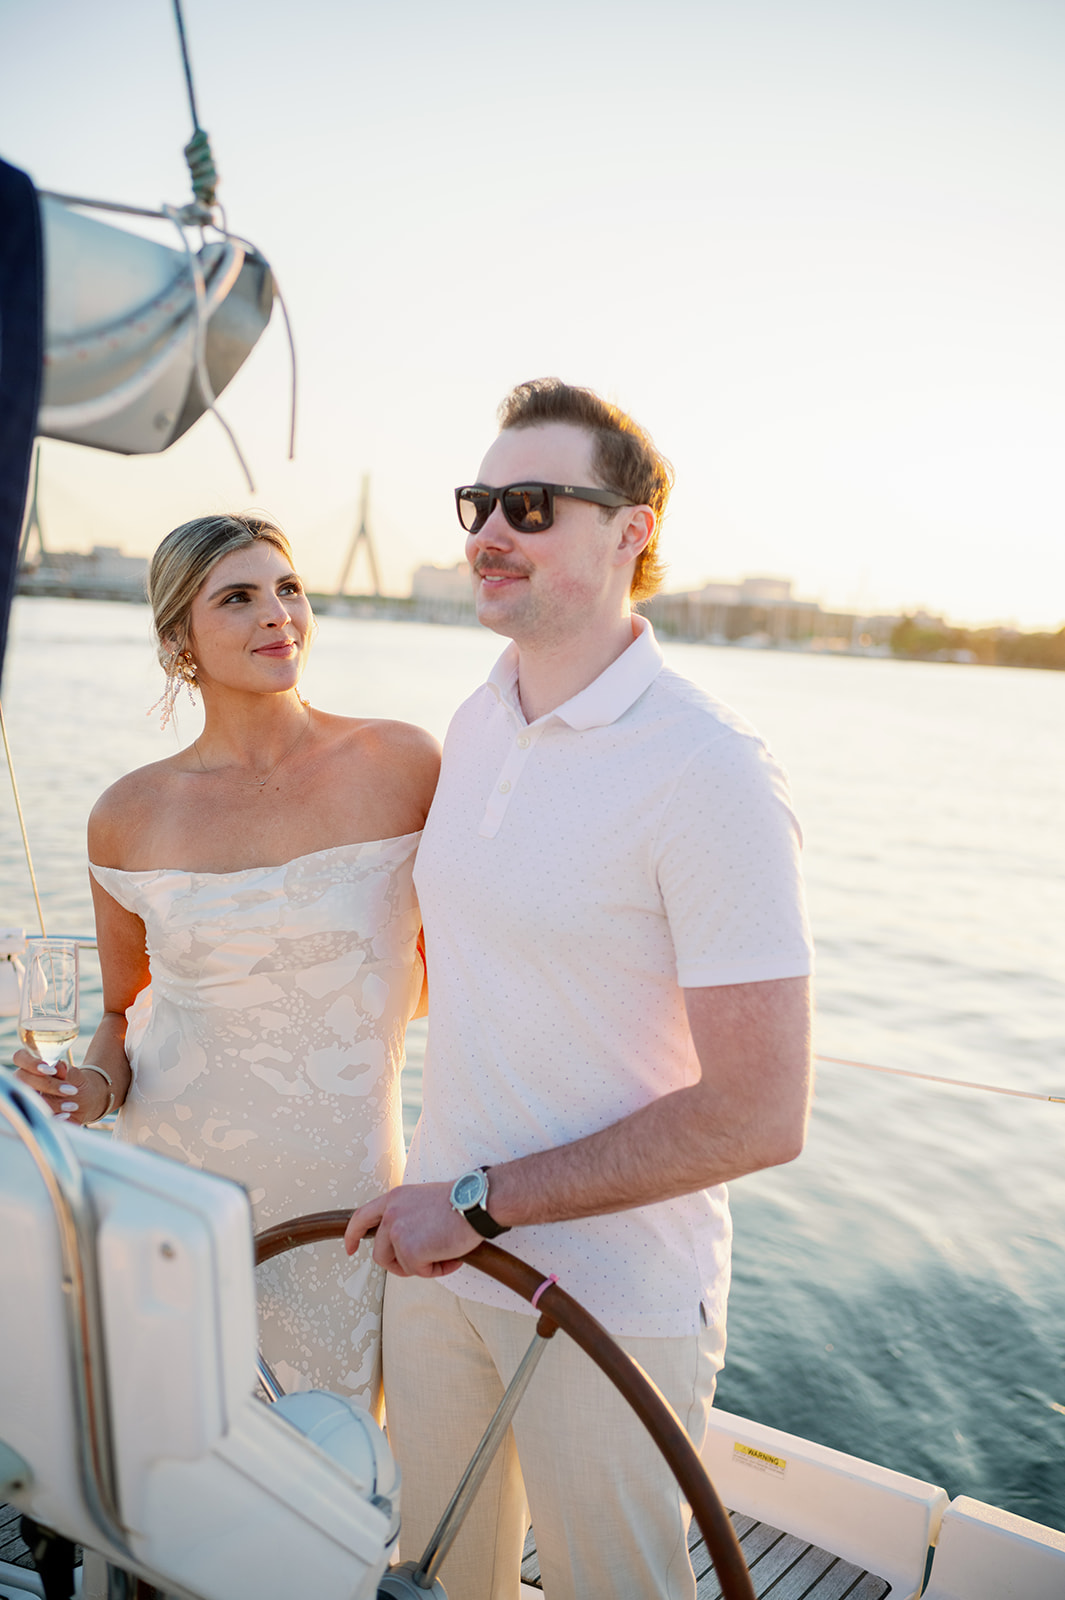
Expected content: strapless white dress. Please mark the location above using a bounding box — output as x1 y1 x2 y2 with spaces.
89 834 421 1410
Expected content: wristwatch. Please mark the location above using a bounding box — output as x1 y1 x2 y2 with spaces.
449 1166 510 1239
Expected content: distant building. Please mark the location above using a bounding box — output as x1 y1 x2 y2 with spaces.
689 576 794 606
409 562 475 624
644 574 896 653
697 581 742 606
18 545 148 601
411 562 471 602
738 576 793 604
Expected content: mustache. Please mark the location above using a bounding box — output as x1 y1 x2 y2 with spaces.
472 558 532 578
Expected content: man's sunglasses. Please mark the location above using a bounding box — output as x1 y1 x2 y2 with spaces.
455 482 631 535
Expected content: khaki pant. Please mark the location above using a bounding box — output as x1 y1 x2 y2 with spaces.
382 1273 726 1600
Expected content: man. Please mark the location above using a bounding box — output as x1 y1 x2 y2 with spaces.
347 378 813 1600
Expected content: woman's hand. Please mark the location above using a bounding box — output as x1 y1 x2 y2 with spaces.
12 1048 114 1125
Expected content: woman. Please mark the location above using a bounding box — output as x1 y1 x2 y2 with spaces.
15 512 439 1414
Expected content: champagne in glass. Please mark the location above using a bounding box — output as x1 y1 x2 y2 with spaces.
18 937 79 1066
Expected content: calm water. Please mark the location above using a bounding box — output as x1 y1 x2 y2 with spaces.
2 599 1063 1530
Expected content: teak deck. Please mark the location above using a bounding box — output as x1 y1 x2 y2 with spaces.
0 1505 29 1571
521 1511 892 1599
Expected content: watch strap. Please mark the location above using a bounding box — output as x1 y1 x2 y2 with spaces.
454 1166 510 1239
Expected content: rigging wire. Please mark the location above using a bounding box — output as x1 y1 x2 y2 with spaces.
172 0 218 213
172 0 202 133
168 0 296 455
0 700 47 937
37 191 170 222
166 0 256 486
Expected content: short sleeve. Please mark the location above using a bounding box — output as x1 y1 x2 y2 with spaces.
654 731 814 988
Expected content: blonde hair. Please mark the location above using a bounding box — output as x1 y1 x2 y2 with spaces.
148 513 294 668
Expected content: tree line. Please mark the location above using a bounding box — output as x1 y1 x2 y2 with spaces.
891 615 1065 670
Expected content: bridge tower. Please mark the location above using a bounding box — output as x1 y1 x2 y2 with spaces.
18 445 47 571
335 474 382 597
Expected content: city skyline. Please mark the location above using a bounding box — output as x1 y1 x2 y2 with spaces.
2 0 1064 631
19 537 1059 650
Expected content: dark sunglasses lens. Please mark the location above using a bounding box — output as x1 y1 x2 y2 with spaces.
459 490 490 533
502 486 551 531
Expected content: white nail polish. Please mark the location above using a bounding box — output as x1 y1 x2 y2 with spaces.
38 1064 57 1076
55 1111 72 1121
59 1085 79 1098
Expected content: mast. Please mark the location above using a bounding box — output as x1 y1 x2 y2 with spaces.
336 473 382 597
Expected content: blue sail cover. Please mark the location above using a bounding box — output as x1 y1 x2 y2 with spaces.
0 159 43 687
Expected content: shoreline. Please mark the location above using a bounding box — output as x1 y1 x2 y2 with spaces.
11 588 1065 671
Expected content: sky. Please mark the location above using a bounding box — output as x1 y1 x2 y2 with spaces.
2 0 1064 629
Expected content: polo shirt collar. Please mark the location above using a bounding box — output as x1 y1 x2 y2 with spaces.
486 614 664 730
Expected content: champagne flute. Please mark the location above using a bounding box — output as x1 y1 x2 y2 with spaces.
18 937 80 1067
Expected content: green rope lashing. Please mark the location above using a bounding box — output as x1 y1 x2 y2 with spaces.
173 0 216 210
184 126 219 209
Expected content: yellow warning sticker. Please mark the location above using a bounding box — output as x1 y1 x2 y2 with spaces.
733 1442 787 1475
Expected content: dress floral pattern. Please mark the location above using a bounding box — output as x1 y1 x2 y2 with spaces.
90 834 421 1411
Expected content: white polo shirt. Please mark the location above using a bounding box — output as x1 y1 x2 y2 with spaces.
409 617 813 1338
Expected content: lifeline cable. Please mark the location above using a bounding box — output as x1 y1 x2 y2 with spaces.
816 1053 1064 1104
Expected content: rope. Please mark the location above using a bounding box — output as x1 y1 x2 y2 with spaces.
226 229 298 459
816 1054 1064 1104
163 205 256 492
0 699 47 936
177 207 294 463
183 128 219 211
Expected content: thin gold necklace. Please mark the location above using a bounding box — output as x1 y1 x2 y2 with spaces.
193 708 312 792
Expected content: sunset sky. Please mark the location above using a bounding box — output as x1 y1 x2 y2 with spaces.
2 0 1063 628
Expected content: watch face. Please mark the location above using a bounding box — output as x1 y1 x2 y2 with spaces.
452 1170 487 1210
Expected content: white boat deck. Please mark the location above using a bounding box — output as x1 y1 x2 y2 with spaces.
520 1512 892 1599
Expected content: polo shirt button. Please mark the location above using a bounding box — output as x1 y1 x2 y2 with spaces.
499 780 511 793
517 736 530 749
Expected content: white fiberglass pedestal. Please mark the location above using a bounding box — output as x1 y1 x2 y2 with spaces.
0 1076 398 1600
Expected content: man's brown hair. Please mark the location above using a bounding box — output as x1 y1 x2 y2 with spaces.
497 378 673 603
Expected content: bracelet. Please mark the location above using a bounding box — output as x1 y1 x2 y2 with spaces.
80 1062 116 1116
